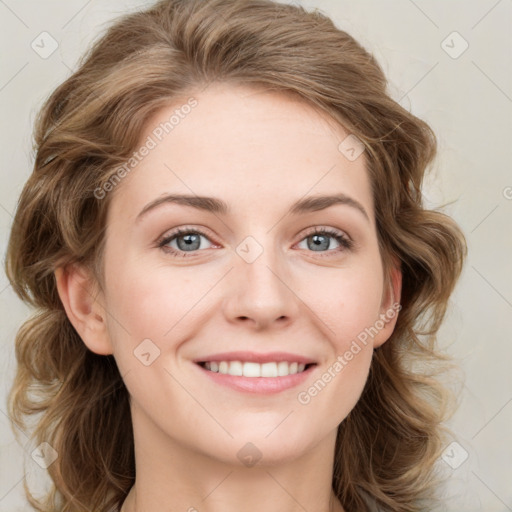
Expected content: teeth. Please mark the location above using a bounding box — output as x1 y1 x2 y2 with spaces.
230 361 243 376
243 362 261 377
261 362 278 377
203 360 309 377
277 361 289 376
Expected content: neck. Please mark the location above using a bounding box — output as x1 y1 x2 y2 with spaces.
121 472 344 512
120 408 345 512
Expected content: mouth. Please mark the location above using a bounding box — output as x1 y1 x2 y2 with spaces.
197 360 315 377
193 352 318 394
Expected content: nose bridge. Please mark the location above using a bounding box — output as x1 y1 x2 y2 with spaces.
224 231 298 326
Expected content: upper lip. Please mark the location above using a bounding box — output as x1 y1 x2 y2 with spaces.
193 351 317 365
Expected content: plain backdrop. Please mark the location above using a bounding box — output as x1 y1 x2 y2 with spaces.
0 1 511 511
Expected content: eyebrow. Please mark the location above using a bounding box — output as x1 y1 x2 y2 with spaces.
136 193 370 223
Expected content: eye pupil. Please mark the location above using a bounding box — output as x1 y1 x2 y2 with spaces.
178 233 201 251
309 234 329 251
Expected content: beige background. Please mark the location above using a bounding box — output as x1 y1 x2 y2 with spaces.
1 1 511 510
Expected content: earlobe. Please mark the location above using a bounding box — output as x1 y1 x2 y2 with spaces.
54 264 114 355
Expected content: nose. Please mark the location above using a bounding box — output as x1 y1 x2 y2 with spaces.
222 240 300 331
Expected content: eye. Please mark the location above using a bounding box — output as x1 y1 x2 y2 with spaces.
158 226 353 258
295 227 353 255
158 227 216 257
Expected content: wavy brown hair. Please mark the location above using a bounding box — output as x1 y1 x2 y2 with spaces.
5 0 467 511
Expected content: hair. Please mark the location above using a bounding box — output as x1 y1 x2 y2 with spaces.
5 0 467 511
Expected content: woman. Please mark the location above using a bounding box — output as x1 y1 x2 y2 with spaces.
5 0 467 511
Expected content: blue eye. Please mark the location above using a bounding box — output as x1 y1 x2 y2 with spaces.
297 227 353 253
158 228 214 256
158 226 353 258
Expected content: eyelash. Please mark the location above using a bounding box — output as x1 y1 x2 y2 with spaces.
157 226 354 258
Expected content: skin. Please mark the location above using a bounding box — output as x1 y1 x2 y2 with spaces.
56 82 401 512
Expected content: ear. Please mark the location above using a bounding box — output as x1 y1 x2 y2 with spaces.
54 264 114 355
373 257 402 349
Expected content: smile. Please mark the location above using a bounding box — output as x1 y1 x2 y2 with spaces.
193 352 318 394
199 360 312 377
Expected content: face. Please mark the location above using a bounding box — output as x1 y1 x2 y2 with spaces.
96 82 400 466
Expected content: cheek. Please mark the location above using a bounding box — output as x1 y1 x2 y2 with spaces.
103 230 191 333
102 255 218 370
295 340 373 438
100 240 180 360
300 261 384 342
307 266 382 424
102 266 195 406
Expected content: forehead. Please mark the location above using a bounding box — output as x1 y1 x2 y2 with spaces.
108 82 374 226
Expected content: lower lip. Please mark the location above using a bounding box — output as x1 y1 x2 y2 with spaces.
195 363 315 394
